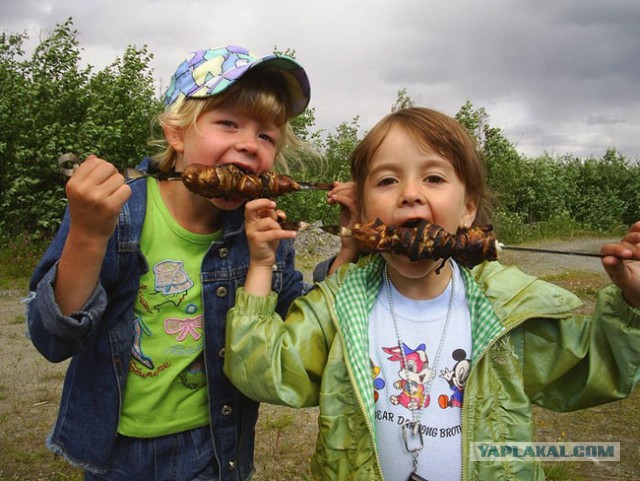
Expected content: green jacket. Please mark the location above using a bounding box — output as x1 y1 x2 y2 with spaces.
224 255 640 480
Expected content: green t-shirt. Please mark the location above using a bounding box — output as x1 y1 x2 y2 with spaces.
118 178 220 437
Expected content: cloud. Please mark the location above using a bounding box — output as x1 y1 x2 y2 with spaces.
1 0 639 159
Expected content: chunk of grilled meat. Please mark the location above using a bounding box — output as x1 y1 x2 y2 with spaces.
182 164 301 199
350 219 498 268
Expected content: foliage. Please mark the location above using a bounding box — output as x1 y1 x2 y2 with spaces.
1 22 638 246
0 18 162 240
454 102 637 243
279 117 362 226
391 88 415 112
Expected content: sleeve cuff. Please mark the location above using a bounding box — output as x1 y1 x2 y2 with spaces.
235 287 278 315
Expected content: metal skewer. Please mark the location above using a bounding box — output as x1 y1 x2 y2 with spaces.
296 181 334 191
318 225 636 260
58 154 333 190
499 245 605 258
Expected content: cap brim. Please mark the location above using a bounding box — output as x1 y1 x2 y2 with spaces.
247 56 311 117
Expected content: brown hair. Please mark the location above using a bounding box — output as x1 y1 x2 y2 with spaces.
150 67 306 172
350 107 494 225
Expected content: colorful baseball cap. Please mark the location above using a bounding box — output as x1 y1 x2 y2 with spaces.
163 45 311 117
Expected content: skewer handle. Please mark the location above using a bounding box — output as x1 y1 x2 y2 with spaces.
58 153 81 177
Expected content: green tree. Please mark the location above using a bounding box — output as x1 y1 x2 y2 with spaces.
391 88 415 112
454 102 528 239
570 149 630 232
82 45 162 169
0 18 162 239
278 117 361 225
455 100 488 146
1 19 90 238
0 30 29 212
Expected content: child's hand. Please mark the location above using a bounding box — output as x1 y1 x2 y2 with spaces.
327 181 361 272
56 155 130 315
328 181 359 229
243 199 296 297
244 198 296 268
65 155 131 243
600 221 640 308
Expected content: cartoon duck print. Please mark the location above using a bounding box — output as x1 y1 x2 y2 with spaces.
438 348 471 409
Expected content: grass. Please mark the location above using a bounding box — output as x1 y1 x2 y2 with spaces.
1 233 639 480
0 233 47 291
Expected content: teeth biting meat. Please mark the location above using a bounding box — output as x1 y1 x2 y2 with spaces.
350 218 498 268
181 164 301 199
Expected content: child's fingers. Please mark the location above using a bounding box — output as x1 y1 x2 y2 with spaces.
600 229 640 266
327 181 356 203
244 199 277 223
627 221 640 234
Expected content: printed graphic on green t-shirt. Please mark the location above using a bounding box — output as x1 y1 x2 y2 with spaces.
118 178 220 437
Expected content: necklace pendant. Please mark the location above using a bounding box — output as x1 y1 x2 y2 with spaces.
407 472 429 481
402 423 424 453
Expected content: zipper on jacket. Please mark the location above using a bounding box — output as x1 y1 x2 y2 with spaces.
318 282 385 480
461 312 538 481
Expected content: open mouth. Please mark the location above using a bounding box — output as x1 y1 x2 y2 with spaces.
398 219 425 228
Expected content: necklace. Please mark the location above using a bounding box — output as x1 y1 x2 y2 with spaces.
383 260 455 480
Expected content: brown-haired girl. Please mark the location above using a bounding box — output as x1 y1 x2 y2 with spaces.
225 107 640 480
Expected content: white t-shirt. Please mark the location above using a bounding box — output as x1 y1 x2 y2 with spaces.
369 262 472 481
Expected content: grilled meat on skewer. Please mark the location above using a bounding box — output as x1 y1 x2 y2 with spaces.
182 164 299 199
322 219 499 268
182 164 332 199
321 220 637 263
58 155 332 199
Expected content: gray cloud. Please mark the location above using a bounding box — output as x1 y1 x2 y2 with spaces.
2 0 638 159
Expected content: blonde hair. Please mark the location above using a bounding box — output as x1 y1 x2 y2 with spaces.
150 67 307 172
350 107 494 226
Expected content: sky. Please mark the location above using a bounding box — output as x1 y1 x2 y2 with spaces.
2 0 639 160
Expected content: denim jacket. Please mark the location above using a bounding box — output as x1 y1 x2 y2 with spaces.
26 159 305 479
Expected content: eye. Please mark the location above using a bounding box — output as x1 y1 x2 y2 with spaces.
217 120 237 128
425 174 445 184
258 132 276 145
376 177 397 187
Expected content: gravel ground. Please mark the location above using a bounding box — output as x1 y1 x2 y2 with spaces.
0 235 635 480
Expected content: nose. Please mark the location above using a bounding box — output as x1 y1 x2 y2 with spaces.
235 133 259 155
399 179 425 206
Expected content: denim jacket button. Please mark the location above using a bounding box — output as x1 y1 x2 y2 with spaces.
228 460 237 470
221 405 233 416
218 347 226 358
216 286 228 297
218 247 229 258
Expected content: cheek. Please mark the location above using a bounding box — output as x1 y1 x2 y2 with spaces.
258 148 278 172
361 197 385 222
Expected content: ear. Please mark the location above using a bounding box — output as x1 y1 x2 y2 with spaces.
460 197 478 228
163 124 185 153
